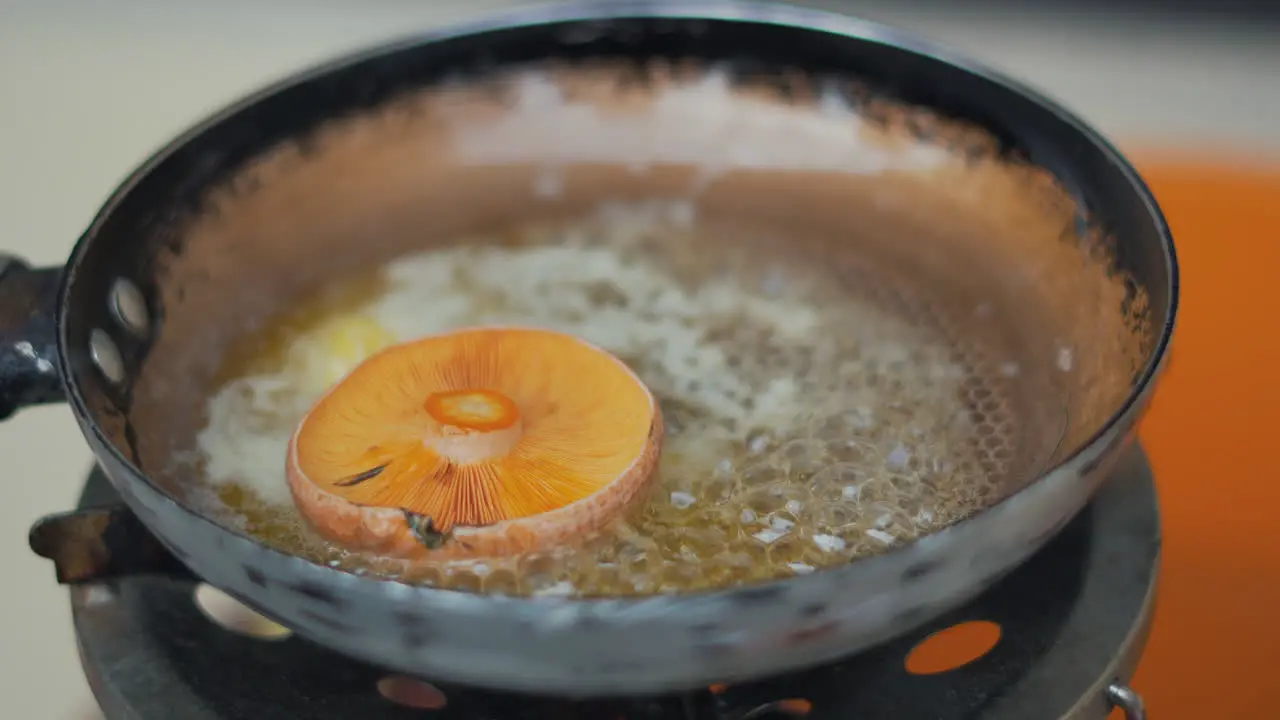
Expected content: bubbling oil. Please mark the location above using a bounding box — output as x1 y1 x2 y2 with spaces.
194 201 1020 597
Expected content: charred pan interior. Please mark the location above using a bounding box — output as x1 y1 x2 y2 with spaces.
107 70 1145 461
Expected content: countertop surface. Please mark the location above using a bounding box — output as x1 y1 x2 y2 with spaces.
1 2 1276 718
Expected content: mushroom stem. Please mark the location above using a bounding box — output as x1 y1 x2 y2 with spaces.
423 388 524 463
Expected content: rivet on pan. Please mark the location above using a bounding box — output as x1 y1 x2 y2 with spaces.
109 278 149 336
89 329 125 385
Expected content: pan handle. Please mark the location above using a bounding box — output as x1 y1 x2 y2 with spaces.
0 254 64 419
1107 683 1147 720
30 507 196 584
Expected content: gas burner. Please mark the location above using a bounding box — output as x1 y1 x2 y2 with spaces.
57 448 1156 720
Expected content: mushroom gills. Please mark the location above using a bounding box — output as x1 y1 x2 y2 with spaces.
286 326 664 560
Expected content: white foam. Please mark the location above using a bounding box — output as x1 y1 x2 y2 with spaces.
448 69 950 180
669 491 696 509
1056 345 1075 372
195 203 818 508
866 529 897 546
813 534 847 553
752 528 787 545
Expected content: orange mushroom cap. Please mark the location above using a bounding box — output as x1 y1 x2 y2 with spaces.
286 326 664 560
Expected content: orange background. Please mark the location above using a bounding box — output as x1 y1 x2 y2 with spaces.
1121 155 1280 718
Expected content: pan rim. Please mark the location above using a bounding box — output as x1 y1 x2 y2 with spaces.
56 0 1178 608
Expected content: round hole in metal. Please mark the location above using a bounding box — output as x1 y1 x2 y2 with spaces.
193 583 292 640
904 620 1002 675
377 676 447 710
109 277 149 336
88 328 124 385
742 699 813 719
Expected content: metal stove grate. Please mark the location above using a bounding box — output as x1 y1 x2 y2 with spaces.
61 448 1157 720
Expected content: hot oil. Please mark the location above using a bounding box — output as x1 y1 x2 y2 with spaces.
123 62 1145 598
192 201 1034 597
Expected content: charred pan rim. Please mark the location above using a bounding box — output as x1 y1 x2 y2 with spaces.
56 0 1178 606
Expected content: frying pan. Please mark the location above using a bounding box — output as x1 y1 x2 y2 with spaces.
3 0 1177 697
